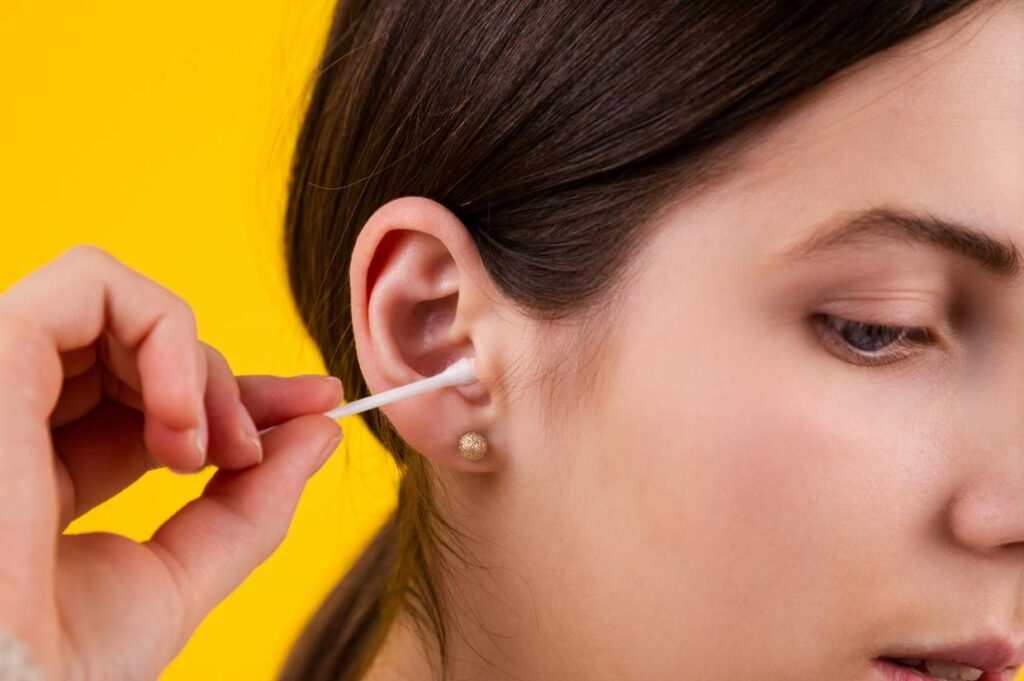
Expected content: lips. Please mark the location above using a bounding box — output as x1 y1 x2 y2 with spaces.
873 658 1011 681
875 633 1024 681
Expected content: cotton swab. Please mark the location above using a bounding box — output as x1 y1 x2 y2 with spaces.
256 357 477 436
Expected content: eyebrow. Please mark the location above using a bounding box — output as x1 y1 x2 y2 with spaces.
776 206 1022 280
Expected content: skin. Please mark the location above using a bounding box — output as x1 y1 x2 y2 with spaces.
0 245 344 680
355 1 1024 679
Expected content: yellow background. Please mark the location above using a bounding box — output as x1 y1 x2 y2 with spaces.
6 3 1023 681
0 1 399 679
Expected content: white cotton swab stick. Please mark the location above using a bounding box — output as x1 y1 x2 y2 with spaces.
256 357 477 436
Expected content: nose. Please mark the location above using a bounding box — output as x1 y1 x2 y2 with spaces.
948 470 1024 553
945 347 1024 555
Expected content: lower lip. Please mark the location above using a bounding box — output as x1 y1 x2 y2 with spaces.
874 659 937 681
872 658 1012 681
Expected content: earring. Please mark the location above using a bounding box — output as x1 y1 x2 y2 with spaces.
457 431 488 462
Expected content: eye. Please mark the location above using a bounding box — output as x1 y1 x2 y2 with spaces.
811 313 935 367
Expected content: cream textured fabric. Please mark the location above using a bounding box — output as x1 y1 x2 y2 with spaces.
0 630 44 681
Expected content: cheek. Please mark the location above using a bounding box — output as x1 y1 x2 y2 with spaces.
593 321 940 670
610 342 867 572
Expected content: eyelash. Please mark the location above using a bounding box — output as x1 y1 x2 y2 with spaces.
811 313 936 368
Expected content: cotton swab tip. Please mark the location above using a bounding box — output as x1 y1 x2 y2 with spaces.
442 356 476 386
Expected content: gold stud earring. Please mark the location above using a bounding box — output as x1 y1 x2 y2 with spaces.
457 431 488 462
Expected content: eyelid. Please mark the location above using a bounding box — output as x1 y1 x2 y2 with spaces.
819 303 956 352
815 300 936 330
811 313 934 369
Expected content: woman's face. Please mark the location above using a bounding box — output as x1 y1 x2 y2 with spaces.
457 2 1024 679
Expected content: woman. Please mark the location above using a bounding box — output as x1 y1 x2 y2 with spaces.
0 0 1020 679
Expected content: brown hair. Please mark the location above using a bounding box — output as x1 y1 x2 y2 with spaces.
277 2 987 679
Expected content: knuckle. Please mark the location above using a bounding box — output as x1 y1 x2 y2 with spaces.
60 243 116 266
173 298 198 333
53 245 126 286
203 344 238 395
201 340 226 365
0 313 60 390
0 314 38 351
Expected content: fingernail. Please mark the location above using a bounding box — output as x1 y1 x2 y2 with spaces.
235 400 263 461
170 461 205 475
169 452 206 475
193 411 208 466
294 374 342 390
315 429 343 472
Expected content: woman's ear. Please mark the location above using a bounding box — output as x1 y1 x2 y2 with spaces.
349 196 506 472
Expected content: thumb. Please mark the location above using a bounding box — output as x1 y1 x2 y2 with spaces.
144 414 342 644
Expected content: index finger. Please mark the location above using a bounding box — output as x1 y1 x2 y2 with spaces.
0 245 207 470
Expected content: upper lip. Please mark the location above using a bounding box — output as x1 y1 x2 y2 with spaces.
881 633 1024 673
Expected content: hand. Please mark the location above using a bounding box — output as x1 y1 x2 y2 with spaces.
0 245 344 680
